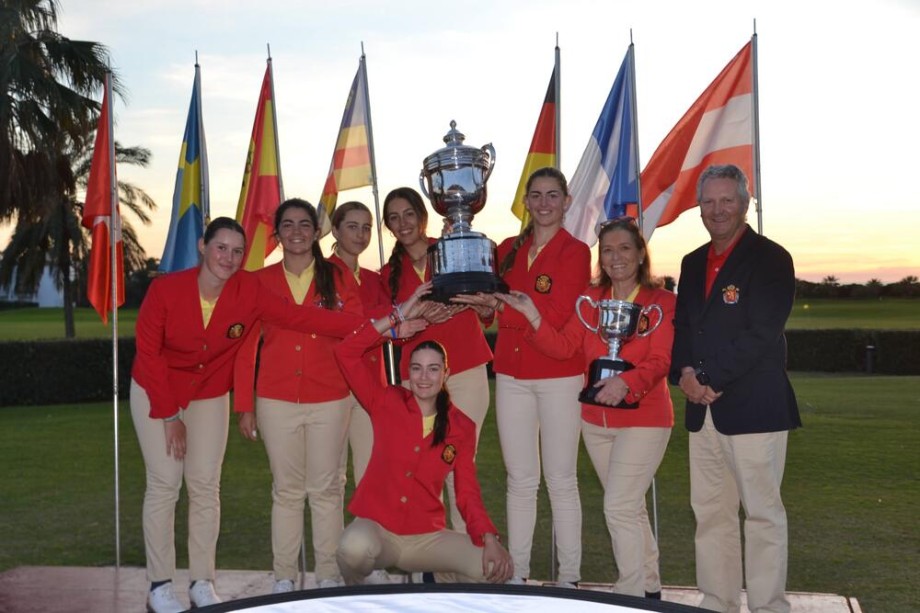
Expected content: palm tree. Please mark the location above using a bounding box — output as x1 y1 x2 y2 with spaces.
0 0 120 220
0 139 157 337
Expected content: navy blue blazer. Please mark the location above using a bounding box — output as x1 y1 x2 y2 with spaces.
669 225 801 435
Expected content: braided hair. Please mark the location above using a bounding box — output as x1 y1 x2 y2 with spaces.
383 187 428 302
274 198 341 310
498 167 569 275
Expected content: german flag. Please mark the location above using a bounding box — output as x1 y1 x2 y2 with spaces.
511 63 558 226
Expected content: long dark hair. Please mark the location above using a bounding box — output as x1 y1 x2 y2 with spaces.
411 340 451 447
383 187 428 302
594 217 659 291
274 198 340 309
498 167 569 275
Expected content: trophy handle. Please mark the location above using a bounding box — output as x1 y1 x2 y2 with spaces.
637 304 664 337
575 295 599 335
418 171 431 200
480 143 496 185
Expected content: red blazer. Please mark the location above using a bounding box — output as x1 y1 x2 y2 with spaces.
494 228 590 379
529 285 675 428
132 267 363 419
328 254 389 385
233 262 363 412
379 239 492 379
335 322 498 546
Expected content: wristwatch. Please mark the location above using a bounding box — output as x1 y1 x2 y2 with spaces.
694 368 710 386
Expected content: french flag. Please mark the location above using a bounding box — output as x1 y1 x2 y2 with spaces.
564 45 639 247
640 41 754 239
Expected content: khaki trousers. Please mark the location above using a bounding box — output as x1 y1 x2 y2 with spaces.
495 373 583 583
582 421 670 596
130 380 229 583
690 410 790 613
347 403 373 485
337 518 488 585
257 395 352 582
401 364 490 533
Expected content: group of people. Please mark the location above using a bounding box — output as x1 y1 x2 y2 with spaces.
132 163 800 613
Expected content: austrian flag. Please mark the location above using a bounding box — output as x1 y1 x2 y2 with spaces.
640 41 755 238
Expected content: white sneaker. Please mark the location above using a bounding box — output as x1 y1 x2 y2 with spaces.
189 579 222 608
555 581 578 589
317 578 344 588
272 579 295 594
506 576 527 585
363 569 392 585
146 583 184 613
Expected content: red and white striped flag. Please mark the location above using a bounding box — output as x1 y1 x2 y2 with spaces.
640 41 754 239
82 74 124 323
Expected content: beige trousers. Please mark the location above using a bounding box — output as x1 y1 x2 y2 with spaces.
336 518 488 585
130 379 229 583
401 364 490 533
257 395 352 582
495 373 583 583
690 410 790 613
582 421 671 596
347 403 373 485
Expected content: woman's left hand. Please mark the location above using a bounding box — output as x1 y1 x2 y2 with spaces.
593 375 630 406
238 412 258 441
395 318 427 338
481 535 513 583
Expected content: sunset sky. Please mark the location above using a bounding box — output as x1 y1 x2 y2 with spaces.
4 0 918 283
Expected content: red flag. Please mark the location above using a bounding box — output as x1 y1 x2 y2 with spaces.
640 42 754 237
82 76 124 323
235 63 283 271
511 63 558 226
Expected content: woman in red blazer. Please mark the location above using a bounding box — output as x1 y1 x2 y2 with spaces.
131 217 365 613
457 167 590 586
378 187 493 534
234 199 363 593
327 201 390 486
499 217 674 599
333 312 512 585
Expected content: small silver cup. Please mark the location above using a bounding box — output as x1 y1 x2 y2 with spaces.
575 297 662 407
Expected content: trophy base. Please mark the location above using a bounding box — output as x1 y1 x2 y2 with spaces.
578 357 639 409
428 272 509 303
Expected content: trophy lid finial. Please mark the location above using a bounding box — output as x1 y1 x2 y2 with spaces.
443 120 465 145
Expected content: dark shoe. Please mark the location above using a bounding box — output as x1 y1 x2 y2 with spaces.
645 590 662 600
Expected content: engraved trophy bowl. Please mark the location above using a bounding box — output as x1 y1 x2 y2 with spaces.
419 120 508 302
575 297 663 408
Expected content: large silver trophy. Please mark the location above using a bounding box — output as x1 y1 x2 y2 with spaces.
575 297 663 408
419 121 508 302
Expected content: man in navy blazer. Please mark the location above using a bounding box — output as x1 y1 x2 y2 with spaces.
670 165 801 613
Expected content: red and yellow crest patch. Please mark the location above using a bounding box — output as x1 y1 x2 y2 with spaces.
534 274 552 294
226 323 245 339
441 444 456 464
722 285 740 305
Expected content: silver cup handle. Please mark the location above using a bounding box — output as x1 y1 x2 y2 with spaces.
637 303 664 337
418 170 431 200
478 143 496 186
575 295 599 335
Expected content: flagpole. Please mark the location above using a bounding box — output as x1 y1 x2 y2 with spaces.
105 69 122 569
267 44 285 202
196 53 210 226
359 44 397 386
751 23 763 234
554 34 561 169
628 34 645 236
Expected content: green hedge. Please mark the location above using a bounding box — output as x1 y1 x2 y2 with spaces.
1 330 918 407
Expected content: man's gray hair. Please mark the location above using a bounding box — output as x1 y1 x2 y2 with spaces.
696 164 751 206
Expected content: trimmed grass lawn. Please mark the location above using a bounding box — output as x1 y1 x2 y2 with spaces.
0 307 138 340
1 374 917 611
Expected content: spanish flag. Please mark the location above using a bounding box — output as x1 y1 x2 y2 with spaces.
511 57 559 226
317 56 373 236
235 61 283 271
